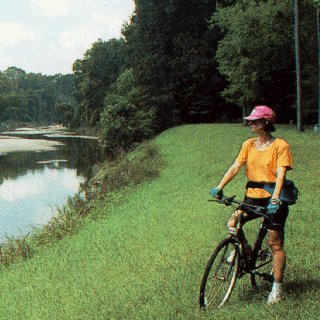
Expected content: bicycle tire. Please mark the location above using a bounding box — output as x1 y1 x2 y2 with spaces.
199 238 239 309
250 235 273 288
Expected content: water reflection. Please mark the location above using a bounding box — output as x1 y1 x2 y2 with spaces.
0 167 84 240
0 137 102 240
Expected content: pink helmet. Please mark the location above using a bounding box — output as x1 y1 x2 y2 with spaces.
243 105 276 123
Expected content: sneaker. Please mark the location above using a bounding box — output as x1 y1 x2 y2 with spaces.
267 289 283 305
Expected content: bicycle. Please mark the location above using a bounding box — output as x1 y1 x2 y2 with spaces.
199 195 274 309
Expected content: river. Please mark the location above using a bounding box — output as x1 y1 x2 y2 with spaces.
0 127 103 240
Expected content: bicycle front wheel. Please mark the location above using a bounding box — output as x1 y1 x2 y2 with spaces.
199 238 239 309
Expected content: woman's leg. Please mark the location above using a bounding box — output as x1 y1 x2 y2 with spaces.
227 211 252 255
227 209 243 229
268 229 286 304
268 229 286 282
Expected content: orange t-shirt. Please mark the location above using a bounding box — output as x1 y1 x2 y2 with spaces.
236 138 293 198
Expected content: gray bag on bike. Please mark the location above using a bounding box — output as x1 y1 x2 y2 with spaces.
246 180 299 205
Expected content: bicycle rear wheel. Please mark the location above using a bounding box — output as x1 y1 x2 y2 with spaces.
199 238 239 309
250 236 273 288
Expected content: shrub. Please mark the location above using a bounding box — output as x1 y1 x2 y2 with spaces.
88 142 164 197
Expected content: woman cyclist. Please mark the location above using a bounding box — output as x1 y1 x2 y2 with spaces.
210 105 293 305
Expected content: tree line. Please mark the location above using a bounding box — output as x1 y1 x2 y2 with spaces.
0 67 76 126
1 0 318 154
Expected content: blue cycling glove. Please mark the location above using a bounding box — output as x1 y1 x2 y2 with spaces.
266 198 281 215
209 187 223 199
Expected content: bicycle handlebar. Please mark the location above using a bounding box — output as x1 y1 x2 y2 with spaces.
209 195 270 219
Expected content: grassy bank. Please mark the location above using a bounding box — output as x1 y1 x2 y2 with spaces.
0 124 318 319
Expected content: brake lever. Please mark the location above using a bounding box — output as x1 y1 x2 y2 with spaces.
208 195 236 205
220 195 236 206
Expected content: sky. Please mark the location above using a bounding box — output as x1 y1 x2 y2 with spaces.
0 0 135 75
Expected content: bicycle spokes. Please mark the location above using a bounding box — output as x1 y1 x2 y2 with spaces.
199 239 239 309
250 241 273 288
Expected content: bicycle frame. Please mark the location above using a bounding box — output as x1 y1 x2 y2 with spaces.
251 221 269 267
228 205 271 276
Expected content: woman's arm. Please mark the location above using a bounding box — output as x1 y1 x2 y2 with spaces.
216 161 243 190
271 166 287 199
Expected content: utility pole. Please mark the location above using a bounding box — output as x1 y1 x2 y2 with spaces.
317 7 320 129
294 0 303 131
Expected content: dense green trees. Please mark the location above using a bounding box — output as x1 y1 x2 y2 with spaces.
100 68 155 155
0 67 76 126
213 0 296 120
72 38 129 126
213 0 317 123
124 0 230 129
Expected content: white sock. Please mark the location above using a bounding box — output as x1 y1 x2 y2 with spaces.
272 282 283 293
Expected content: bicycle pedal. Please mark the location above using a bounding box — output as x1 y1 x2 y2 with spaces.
238 265 247 278
257 249 270 261
262 274 274 283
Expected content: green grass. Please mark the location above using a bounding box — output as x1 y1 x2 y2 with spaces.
0 124 318 319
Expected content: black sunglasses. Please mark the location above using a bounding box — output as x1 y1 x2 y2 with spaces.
248 119 260 124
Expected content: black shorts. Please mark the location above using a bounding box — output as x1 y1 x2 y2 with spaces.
240 196 289 231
